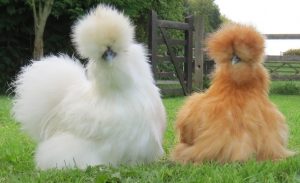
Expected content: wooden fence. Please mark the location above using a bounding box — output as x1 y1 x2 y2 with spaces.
264 34 300 80
148 11 204 96
148 12 300 96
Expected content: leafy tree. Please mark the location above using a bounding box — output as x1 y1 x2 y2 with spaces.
283 48 300 56
0 0 185 93
45 0 185 44
187 0 222 32
29 0 185 58
220 15 232 24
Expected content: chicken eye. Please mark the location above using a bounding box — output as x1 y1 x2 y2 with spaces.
231 55 241 65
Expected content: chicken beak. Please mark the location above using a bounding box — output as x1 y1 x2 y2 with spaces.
102 47 117 62
231 55 241 65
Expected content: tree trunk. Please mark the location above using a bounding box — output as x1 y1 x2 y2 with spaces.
31 0 54 60
33 30 44 60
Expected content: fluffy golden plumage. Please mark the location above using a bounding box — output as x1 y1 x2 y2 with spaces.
171 23 294 164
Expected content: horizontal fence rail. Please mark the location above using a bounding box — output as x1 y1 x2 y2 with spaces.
265 34 300 39
157 20 191 30
157 55 185 63
266 55 300 61
157 38 186 45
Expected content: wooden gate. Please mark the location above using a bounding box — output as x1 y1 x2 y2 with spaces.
148 11 194 95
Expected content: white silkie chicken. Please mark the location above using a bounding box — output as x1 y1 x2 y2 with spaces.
12 4 166 170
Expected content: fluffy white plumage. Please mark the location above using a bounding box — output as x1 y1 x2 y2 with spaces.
12 4 166 170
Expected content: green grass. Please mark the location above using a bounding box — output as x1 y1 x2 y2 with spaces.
0 94 300 182
270 81 300 95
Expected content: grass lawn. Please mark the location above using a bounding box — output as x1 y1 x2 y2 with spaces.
0 94 300 182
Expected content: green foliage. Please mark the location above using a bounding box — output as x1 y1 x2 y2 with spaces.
0 0 223 92
0 1 33 94
187 0 222 32
203 75 211 89
283 48 300 56
220 15 232 24
0 0 184 93
48 0 185 42
270 81 300 95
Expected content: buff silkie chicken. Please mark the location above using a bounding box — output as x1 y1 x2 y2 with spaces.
12 4 166 170
171 23 294 164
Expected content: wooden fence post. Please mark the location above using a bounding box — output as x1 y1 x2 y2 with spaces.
184 15 194 94
193 15 205 90
148 10 158 79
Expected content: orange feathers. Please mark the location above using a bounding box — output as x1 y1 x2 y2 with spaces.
171 23 294 164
